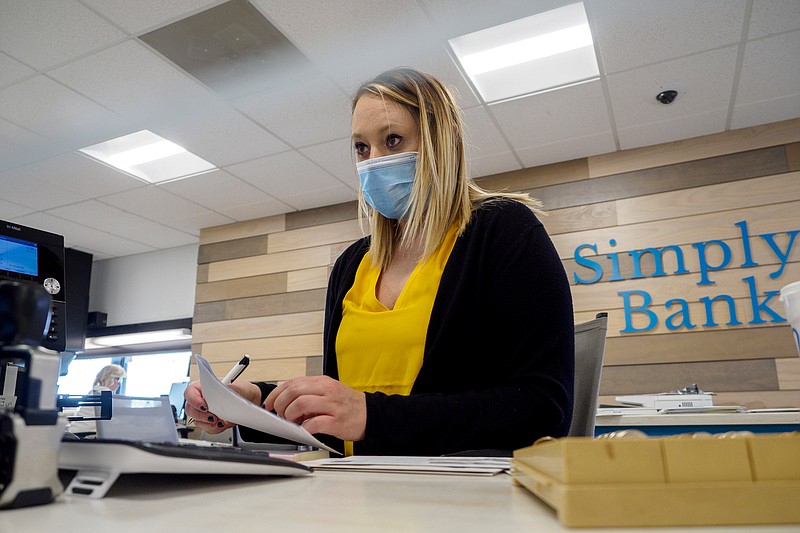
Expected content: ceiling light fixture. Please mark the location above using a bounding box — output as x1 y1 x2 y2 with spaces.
449 2 599 103
79 130 216 184
84 328 192 349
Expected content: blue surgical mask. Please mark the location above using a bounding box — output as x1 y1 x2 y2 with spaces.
356 152 417 220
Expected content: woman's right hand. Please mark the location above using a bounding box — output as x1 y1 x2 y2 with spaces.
183 379 263 434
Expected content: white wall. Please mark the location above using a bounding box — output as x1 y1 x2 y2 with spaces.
88 244 198 326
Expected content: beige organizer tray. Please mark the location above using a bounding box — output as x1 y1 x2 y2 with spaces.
512 432 800 528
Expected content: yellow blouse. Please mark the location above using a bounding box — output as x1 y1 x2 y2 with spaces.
336 225 459 454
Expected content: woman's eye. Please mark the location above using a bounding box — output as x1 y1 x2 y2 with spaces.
353 142 369 157
386 134 402 148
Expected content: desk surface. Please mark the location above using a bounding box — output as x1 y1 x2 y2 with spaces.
2 469 797 532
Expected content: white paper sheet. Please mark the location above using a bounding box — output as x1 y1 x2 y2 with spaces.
303 456 511 476
195 354 337 454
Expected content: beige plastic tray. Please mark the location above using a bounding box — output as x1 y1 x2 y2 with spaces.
512 433 800 528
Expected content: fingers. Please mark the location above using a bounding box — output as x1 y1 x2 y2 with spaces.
264 376 366 441
265 376 330 416
183 380 235 434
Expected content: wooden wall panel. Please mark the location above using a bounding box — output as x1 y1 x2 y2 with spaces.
194 119 800 409
551 201 800 259
600 391 799 410
197 334 323 362
191 357 308 383
530 146 787 211
603 327 799 366
572 262 799 313
587 118 800 178
207 246 332 282
615 172 800 225
577 304 786 337
199 215 285 245
195 272 287 303
192 311 324 344
287 267 329 292
776 358 800 390
599 359 779 396
787 142 800 171
476 158 588 191
267 219 364 254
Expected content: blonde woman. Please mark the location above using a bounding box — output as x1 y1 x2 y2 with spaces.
68 364 125 436
186 68 574 456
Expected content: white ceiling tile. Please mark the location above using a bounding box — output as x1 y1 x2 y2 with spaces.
731 95 800 130
617 109 729 150
167 211 237 235
253 0 438 90
49 40 219 122
515 132 616 169
490 80 612 152
468 151 522 180
48 200 197 248
4 152 144 198
0 52 35 88
226 151 343 198
300 138 358 188
606 46 739 129
0 75 133 147
159 168 280 211
588 0 746 74
748 0 800 40
233 76 352 148
463 106 514 159
0 173 87 210
215 199 294 222
0 198 34 219
0 118 62 172
281 184 359 212
737 30 800 104
99 185 213 225
10 212 155 257
151 104 289 167
81 0 222 34
0 0 126 70
421 0 566 38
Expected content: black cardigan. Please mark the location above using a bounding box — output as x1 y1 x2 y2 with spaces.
247 200 574 455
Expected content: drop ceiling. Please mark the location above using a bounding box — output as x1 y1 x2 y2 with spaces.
1 0 798 260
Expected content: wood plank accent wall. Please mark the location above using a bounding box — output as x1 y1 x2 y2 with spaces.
193 118 800 409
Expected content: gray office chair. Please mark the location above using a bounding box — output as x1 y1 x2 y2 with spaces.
568 312 608 437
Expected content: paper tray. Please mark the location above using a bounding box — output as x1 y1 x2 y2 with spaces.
512 433 800 528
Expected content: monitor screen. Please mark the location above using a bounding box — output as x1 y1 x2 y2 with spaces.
0 234 38 277
168 381 189 421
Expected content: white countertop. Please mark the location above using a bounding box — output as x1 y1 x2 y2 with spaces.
1 468 797 532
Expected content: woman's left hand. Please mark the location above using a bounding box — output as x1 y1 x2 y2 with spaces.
264 376 366 442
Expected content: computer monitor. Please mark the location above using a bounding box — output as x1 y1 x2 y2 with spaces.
167 381 189 422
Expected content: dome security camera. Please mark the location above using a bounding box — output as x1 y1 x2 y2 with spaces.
656 90 678 104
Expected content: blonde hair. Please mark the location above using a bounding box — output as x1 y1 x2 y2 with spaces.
352 68 540 269
94 364 126 388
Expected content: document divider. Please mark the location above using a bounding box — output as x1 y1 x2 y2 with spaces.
512 433 800 527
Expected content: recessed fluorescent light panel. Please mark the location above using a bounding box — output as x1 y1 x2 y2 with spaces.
84 328 192 349
79 130 216 183
449 2 599 103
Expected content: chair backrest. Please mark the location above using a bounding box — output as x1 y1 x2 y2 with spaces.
568 313 608 437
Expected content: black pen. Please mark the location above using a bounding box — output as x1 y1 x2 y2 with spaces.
221 355 250 385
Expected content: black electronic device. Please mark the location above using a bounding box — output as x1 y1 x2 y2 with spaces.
0 221 66 352
63 248 92 353
0 281 66 509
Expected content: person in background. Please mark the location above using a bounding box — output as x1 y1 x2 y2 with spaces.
67 364 126 436
185 67 574 456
